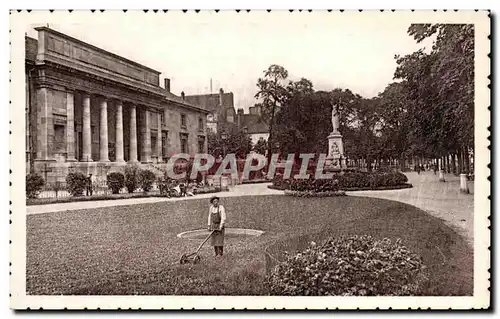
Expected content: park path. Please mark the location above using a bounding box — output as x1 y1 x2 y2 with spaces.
346 171 474 245
26 183 283 215
27 171 474 245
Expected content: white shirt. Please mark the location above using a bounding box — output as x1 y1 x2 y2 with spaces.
207 205 227 227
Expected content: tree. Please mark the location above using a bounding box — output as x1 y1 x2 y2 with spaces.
393 24 474 172
254 65 290 162
253 138 268 155
207 124 253 159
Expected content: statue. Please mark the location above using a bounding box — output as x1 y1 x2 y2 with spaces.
331 103 340 133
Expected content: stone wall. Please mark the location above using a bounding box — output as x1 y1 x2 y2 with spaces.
164 103 206 157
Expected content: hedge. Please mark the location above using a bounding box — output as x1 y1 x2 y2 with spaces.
271 170 410 192
284 190 346 197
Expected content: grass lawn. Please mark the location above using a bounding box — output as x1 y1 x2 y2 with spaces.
27 195 473 295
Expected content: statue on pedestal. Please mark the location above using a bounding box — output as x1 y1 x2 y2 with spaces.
331 103 340 134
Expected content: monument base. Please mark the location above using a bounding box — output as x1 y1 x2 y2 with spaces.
325 131 346 172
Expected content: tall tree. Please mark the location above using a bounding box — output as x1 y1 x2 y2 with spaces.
254 65 290 161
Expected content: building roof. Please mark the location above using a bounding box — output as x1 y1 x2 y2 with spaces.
25 31 208 114
185 92 235 114
239 113 269 134
34 26 161 74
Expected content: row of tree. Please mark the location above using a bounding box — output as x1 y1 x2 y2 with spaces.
246 23 474 174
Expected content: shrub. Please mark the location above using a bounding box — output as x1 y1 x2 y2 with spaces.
107 172 125 194
66 172 88 197
138 169 156 192
124 164 140 193
268 235 427 296
26 173 45 199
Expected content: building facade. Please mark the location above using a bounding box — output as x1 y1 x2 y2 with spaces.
26 27 209 183
185 89 236 134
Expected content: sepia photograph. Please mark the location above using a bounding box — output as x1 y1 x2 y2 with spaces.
9 10 490 309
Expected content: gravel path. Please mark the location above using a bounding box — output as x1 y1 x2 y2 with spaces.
346 171 474 245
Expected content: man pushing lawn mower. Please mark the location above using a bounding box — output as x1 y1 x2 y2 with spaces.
179 196 227 264
207 196 226 257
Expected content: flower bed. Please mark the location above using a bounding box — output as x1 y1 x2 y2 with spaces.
241 179 271 185
267 235 428 296
284 190 346 197
271 170 410 192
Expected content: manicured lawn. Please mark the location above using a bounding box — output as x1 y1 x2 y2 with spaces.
27 195 473 295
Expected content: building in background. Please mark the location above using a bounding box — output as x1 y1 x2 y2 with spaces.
25 27 209 183
236 107 269 146
185 89 236 134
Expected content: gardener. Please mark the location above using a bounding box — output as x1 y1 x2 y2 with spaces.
207 196 227 257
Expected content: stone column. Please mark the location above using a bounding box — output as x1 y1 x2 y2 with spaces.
99 98 110 162
82 93 92 162
115 101 125 163
129 104 138 163
35 87 54 161
65 91 76 161
141 108 151 163
156 112 162 162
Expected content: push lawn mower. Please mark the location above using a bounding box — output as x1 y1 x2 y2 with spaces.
179 230 215 264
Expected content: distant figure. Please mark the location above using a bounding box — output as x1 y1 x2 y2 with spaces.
179 182 187 197
86 174 93 196
433 164 438 175
416 165 421 175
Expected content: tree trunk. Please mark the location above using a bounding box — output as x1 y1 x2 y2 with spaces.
451 153 457 175
266 102 277 164
464 146 470 173
446 154 450 173
457 148 463 174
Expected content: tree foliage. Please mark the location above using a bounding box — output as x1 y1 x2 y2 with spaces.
252 24 473 172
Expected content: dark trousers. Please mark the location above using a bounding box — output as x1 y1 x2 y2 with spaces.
86 186 93 196
214 246 224 256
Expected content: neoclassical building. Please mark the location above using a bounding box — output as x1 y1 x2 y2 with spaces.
25 27 209 183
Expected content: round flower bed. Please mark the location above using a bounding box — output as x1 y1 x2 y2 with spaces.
268 235 428 296
284 190 346 197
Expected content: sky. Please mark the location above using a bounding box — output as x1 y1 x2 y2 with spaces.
25 11 431 112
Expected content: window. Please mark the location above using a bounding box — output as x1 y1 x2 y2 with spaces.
180 133 188 154
160 113 165 125
198 118 204 131
198 136 205 153
181 114 187 128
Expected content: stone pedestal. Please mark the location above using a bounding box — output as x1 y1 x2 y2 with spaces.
325 132 346 171
460 173 469 193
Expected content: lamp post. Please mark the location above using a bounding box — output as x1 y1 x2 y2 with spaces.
220 130 228 188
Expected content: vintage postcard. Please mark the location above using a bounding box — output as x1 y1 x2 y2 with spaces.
9 10 490 309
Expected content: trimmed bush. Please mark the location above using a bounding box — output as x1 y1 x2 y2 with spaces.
66 172 87 197
138 169 156 192
268 235 427 296
26 173 45 199
284 190 346 197
107 172 125 194
124 164 140 193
